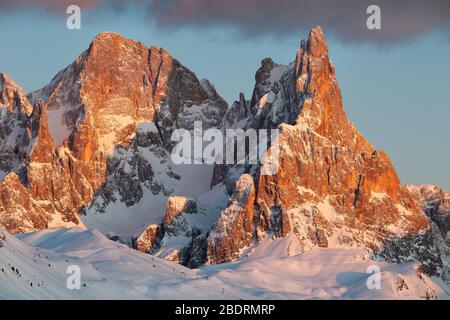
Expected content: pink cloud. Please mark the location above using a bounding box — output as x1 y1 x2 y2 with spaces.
1 0 449 43
149 0 450 42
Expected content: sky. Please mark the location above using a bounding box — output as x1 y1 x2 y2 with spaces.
0 1 449 191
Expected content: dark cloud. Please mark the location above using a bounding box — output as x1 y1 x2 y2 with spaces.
1 0 449 43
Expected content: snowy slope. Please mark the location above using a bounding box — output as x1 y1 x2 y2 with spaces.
13 228 243 300
0 228 138 299
201 234 450 300
5 227 448 300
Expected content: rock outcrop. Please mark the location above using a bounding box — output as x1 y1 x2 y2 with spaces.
135 224 160 253
207 174 256 264
409 185 450 239
0 173 49 233
0 229 5 247
164 196 197 226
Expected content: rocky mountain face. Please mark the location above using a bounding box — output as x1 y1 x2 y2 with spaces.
0 73 33 181
0 74 53 232
408 185 450 238
139 27 449 284
246 27 429 251
0 28 449 285
0 32 227 235
374 185 450 282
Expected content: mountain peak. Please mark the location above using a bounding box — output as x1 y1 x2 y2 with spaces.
1 31 227 235
0 72 33 115
306 26 328 58
91 31 131 46
89 31 150 59
0 72 13 84
89 32 171 58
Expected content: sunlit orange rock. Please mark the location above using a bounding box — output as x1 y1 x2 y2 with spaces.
211 27 430 262
0 32 227 234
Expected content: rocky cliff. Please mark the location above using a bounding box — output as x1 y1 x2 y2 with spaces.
0 32 227 235
140 28 448 284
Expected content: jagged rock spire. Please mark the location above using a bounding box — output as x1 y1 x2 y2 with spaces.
0 73 33 115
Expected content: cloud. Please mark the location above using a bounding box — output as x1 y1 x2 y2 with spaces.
148 0 450 43
0 0 101 15
1 0 449 43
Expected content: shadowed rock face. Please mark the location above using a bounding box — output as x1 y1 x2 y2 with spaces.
0 32 227 234
0 74 33 183
409 185 450 238
0 173 50 232
164 197 198 226
0 229 4 247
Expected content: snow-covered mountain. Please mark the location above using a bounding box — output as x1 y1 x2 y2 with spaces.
1 27 450 299
135 27 450 285
1 32 227 237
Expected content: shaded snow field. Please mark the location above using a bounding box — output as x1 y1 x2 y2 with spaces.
2 228 238 300
0 228 448 300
